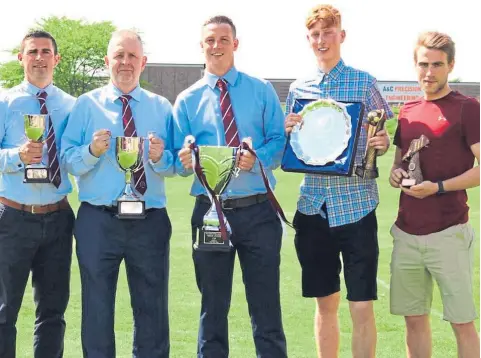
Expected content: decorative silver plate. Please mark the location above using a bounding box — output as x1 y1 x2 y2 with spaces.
290 99 352 165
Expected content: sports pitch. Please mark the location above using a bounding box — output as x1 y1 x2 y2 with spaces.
15 148 480 357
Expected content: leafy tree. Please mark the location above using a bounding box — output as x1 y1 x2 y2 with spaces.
0 16 116 96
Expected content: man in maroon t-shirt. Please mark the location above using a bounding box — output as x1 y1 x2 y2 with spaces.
389 31 480 358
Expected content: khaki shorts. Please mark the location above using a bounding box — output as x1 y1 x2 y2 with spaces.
390 223 478 323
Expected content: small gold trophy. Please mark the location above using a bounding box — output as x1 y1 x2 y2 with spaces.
355 109 387 179
401 135 430 187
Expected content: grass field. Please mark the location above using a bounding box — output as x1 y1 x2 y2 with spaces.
15 148 479 358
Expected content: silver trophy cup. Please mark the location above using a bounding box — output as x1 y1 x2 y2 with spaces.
188 136 239 252
115 136 146 219
23 114 50 183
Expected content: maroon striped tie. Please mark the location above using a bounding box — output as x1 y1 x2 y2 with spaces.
217 79 240 147
119 95 147 195
37 91 61 188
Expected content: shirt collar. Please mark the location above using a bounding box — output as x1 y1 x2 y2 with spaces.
21 81 55 97
314 58 346 84
204 66 239 89
106 82 142 103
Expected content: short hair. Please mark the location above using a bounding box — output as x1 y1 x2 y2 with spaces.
203 15 237 38
20 30 58 55
107 29 144 55
305 4 342 29
414 31 456 64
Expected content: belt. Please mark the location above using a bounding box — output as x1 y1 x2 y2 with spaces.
83 202 159 214
198 193 268 210
0 196 70 214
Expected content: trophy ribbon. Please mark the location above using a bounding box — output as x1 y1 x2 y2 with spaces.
239 142 292 227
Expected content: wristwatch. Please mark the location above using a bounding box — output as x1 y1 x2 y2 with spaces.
437 181 446 194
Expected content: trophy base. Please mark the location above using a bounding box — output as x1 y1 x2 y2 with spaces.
194 226 233 252
24 167 50 183
401 178 416 188
355 166 379 179
116 199 146 220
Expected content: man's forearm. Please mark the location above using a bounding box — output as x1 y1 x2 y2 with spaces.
443 166 480 192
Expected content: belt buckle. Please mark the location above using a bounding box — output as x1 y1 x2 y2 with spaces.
221 200 233 211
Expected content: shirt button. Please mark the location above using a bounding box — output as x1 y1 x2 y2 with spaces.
326 186 330 190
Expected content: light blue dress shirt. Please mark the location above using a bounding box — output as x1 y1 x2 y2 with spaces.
61 83 174 209
0 81 75 205
173 67 286 199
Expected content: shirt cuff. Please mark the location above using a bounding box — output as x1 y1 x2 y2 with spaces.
10 148 24 171
149 150 173 173
247 157 260 174
82 145 101 166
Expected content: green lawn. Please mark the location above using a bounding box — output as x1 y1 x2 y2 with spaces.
15 148 479 357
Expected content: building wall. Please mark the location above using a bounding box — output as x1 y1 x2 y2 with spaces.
141 63 204 104
143 63 480 104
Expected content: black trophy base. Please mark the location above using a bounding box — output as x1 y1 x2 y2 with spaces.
116 200 146 220
24 167 50 183
355 165 379 179
194 227 233 252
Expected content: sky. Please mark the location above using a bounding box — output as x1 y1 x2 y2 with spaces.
0 0 479 83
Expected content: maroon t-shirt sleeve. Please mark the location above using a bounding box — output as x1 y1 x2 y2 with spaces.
461 98 480 147
393 106 403 147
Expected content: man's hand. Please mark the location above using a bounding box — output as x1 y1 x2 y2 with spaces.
178 146 193 169
284 113 303 134
368 129 389 154
238 137 256 171
401 181 439 199
389 167 409 188
148 134 164 163
89 129 111 158
19 141 44 165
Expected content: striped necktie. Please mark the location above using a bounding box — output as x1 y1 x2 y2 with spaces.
119 95 147 195
216 79 240 147
37 91 61 188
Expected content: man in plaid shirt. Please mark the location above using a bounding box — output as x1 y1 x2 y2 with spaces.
284 4 392 358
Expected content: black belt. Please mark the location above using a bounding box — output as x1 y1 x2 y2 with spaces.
82 202 159 213
198 194 268 210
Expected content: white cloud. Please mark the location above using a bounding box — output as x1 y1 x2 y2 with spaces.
0 0 478 82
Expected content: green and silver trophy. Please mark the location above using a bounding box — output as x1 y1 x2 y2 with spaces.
187 135 240 252
115 136 146 219
355 109 387 179
23 114 50 183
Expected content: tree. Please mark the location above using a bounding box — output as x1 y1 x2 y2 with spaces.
0 16 116 96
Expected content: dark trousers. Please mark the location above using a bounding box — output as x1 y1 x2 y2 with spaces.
191 199 287 358
75 203 171 358
0 203 74 358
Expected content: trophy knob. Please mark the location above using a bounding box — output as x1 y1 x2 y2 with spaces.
185 135 196 146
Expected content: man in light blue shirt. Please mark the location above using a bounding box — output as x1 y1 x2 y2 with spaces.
61 30 174 358
174 15 287 358
0 30 75 358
